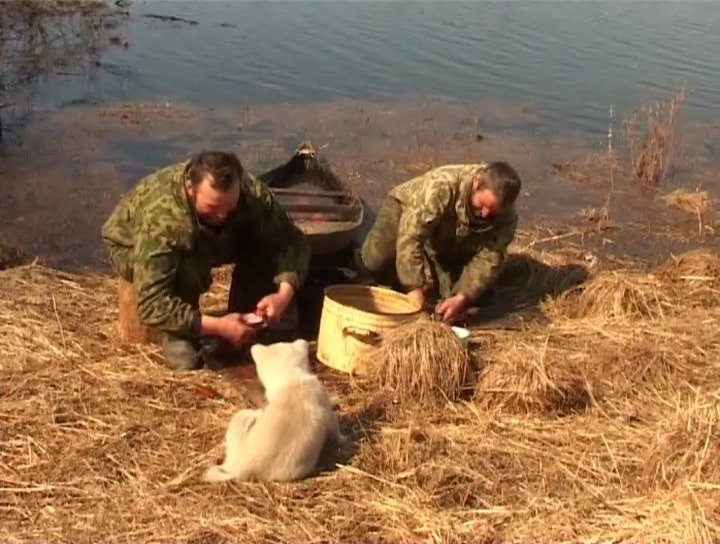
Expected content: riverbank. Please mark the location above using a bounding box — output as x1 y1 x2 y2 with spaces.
1 229 719 542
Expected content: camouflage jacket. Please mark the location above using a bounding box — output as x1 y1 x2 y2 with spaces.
102 160 310 336
388 163 518 299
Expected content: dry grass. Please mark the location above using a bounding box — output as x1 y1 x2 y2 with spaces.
658 248 720 286
2 248 720 543
544 269 671 320
358 320 473 407
664 188 712 215
663 188 714 234
624 85 686 186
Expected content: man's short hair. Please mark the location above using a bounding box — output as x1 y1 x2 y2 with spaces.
482 162 522 207
187 151 244 191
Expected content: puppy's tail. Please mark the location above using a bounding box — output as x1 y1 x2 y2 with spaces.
203 464 235 483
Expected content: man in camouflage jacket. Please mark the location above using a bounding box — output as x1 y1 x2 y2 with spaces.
360 161 521 323
102 150 310 370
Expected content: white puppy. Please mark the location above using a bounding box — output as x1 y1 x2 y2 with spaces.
203 338 342 483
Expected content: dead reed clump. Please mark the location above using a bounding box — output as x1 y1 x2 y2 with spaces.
650 249 720 310
656 249 720 289
0 240 33 270
358 320 473 407
542 270 670 320
664 188 712 215
624 85 686 186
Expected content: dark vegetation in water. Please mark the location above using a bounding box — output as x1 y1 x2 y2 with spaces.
0 237 32 269
0 0 127 140
624 85 686 187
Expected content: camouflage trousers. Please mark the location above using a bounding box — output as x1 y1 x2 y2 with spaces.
359 197 465 302
105 243 297 370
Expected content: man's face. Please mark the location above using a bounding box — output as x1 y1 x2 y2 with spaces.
471 176 501 219
186 175 240 227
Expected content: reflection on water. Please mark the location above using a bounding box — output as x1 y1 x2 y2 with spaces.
0 1 127 137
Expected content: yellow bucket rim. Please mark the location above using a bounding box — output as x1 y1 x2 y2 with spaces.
323 284 423 317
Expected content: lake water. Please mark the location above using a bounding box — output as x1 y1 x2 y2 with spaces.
1 0 720 269
39 0 720 135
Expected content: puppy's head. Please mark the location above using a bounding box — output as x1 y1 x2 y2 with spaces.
250 339 310 398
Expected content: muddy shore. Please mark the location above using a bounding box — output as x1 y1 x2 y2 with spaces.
1 2 719 271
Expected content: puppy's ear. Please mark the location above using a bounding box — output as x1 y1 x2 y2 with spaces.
250 343 267 364
292 338 309 355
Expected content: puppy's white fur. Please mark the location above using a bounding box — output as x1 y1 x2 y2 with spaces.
203 339 341 483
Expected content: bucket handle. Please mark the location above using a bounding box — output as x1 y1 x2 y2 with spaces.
342 326 382 345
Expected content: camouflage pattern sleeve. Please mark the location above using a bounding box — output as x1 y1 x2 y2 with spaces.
454 211 518 301
395 183 454 290
245 175 311 291
132 221 201 337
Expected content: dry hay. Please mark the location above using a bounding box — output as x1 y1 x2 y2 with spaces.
543 269 671 320
664 188 712 214
473 308 720 417
2 255 720 543
357 320 473 407
652 249 720 310
657 248 720 287
474 249 720 416
643 390 720 489
474 333 594 416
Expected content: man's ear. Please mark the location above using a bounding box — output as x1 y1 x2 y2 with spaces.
471 174 482 191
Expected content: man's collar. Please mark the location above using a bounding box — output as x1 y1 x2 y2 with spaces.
171 160 194 216
456 163 487 227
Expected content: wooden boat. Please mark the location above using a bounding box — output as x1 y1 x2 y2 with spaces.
258 142 365 257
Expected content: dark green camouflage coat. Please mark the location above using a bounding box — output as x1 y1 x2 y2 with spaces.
387 163 518 299
102 160 310 337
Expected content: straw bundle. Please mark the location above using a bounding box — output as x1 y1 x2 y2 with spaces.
358 320 473 407
475 338 594 415
543 270 670 319
657 249 720 289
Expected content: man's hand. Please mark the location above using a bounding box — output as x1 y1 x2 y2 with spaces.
203 313 259 348
256 282 294 323
435 293 469 323
406 288 426 309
